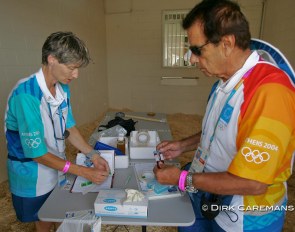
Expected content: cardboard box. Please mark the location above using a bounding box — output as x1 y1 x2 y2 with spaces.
94 189 148 218
129 131 160 159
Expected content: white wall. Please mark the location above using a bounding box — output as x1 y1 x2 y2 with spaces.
106 0 212 115
0 0 108 182
106 0 265 115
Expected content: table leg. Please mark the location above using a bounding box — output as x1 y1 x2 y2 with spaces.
142 225 147 232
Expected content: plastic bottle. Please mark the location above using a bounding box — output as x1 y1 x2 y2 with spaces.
117 133 126 154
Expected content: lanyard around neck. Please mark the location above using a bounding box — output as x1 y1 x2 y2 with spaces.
47 103 64 142
204 67 254 150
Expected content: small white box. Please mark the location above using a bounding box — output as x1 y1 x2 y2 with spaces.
129 131 160 159
97 137 129 169
114 153 129 169
99 150 115 176
94 189 148 218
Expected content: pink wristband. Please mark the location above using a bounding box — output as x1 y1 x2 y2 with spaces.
178 170 188 191
62 161 71 173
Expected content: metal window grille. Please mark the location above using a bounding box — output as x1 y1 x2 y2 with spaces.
162 10 192 67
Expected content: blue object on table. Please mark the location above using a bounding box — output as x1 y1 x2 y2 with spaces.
168 186 178 192
147 179 158 189
84 157 93 167
153 181 170 194
94 141 125 156
147 179 170 194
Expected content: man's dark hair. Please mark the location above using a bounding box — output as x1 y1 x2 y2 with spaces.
183 0 251 50
42 31 90 67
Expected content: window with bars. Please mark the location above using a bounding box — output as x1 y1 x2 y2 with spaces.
162 2 265 67
162 10 193 68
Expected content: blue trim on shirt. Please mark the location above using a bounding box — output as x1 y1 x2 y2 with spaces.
6 129 25 159
208 81 219 102
13 76 43 101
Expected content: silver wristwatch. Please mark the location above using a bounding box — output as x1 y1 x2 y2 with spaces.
185 172 198 193
85 150 101 167
86 149 101 158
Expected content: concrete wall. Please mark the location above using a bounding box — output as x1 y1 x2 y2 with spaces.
0 0 108 182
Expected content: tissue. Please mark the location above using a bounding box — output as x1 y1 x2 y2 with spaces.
124 189 145 202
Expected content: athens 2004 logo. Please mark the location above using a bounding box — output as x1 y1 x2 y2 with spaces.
25 138 41 149
241 147 270 164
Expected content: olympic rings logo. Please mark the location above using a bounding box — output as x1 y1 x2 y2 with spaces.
241 147 270 164
25 138 41 149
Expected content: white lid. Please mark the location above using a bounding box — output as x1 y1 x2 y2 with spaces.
118 133 125 141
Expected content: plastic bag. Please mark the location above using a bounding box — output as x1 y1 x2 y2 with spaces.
98 125 127 138
56 209 101 232
88 125 127 147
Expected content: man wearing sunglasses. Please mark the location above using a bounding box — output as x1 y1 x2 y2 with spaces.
5 32 110 232
154 0 295 231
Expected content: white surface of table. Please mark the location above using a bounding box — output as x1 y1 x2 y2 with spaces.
39 167 195 226
38 112 195 227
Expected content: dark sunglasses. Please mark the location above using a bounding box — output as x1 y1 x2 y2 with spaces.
189 41 210 56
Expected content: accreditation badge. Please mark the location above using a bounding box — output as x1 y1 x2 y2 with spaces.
189 146 209 173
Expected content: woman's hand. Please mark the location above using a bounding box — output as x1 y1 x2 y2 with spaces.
80 154 110 184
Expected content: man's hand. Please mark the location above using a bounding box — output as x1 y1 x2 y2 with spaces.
153 164 181 186
156 140 183 160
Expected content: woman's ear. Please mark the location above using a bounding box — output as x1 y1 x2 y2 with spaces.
47 55 56 66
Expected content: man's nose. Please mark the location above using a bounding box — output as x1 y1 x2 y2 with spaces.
190 53 199 64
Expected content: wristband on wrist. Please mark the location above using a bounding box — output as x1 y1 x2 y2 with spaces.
178 170 188 191
62 161 71 173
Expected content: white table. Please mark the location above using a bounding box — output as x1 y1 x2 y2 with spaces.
38 112 195 230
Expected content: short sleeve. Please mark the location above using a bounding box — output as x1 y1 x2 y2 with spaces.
228 83 295 184
11 94 47 158
66 98 76 129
